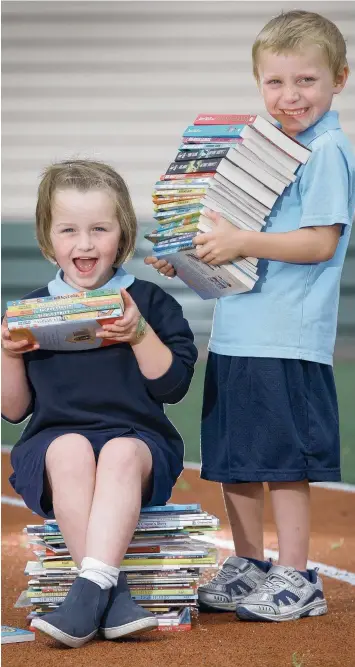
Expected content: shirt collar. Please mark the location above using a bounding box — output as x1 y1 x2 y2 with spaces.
48 266 135 297
296 110 341 147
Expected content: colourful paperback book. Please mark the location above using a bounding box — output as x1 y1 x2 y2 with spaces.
1 626 35 644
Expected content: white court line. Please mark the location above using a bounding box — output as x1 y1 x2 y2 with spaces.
2 447 355 492
195 534 355 587
2 493 355 586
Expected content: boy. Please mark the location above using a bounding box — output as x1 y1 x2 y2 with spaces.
145 10 355 621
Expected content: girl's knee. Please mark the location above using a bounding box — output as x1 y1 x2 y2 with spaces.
45 433 95 476
99 437 151 474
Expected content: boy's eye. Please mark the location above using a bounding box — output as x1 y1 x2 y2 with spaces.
299 77 315 83
267 79 282 85
94 226 107 232
61 227 75 233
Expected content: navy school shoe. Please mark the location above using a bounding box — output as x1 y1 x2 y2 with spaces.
100 572 158 639
31 577 110 648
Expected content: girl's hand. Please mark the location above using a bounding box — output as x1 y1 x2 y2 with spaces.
193 209 246 265
144 255 176 278
96 288 146 345
1 315 40 357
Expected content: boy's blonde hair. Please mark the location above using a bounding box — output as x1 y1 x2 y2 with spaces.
36 160 137 267
252 10 348 82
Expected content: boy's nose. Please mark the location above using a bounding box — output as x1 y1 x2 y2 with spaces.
282 86 301 104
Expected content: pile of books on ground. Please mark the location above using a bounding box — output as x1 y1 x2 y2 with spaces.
146 113 311 299
6 288 124 351
17 504 219 632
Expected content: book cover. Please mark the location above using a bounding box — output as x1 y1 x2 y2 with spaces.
7 288 119 308
158 249 254 299
1 626 35 644
160 172 213 181
9 314 123 352
140 504 201 513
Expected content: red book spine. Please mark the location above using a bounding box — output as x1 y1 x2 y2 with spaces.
194 114 256 125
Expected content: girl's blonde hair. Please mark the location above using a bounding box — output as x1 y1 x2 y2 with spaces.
36 160 137 267
252 10 348 82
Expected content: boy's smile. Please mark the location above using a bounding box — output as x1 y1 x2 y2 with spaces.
257 45 348 137
50 189 121 291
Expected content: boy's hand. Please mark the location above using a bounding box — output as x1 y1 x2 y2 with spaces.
1 315 40 357
144 256 176 278
96 288 147 345
193 209 246 264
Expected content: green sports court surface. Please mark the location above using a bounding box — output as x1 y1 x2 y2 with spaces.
2 360 355 483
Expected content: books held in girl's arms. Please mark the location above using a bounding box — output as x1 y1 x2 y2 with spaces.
7 289 124 352
1 626 35 644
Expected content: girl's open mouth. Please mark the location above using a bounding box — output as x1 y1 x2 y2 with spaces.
73 258 98 273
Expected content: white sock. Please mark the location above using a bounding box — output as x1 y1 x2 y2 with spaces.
79 556 120 590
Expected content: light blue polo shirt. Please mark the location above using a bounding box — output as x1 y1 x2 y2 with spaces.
209 111 355 365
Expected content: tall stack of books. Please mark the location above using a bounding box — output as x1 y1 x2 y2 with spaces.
17 504 219 632
146 113 311 299
6 289 124 351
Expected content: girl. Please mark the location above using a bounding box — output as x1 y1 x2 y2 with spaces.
1 160 197 647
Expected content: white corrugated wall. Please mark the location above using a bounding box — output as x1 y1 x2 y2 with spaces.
2 1 354 341
2 0 355 220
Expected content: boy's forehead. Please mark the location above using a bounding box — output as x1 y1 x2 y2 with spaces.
258 44 329 74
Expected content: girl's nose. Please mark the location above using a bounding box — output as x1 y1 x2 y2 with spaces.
77 233 94 251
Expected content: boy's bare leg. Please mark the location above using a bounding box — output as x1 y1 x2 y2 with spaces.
222 482 264 560
45 434 96 565
268 480 310 570
85 437 153 566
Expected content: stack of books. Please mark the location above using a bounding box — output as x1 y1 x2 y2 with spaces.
146 113 311 299
6 289 124 351
17 504 219 632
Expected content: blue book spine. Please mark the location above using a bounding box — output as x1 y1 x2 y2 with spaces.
183 124 244 138
141 503 201 513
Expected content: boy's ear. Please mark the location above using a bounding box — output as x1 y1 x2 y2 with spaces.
333 66 349 94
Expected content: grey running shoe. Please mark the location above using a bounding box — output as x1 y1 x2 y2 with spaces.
198 556 270 611
236 564 327 622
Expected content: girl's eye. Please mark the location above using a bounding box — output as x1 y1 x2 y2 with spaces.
94 226 107 232
267 79 282 85
299 77 315 83
61 228 75 233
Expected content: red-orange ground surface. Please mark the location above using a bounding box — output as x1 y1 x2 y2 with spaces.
2 452 355 667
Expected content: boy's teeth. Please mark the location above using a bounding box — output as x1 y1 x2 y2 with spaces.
283 108 308 116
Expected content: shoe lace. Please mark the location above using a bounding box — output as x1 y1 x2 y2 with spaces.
214 566 240 582
257 574 286 593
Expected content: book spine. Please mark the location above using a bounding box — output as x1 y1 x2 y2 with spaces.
182 136 242 144
183 124 244 138
9 309 122 328
175 148 230 161
8 302 123 321
166 159 221 175
7 288 118 308
193 114 256 125
160 172 213 181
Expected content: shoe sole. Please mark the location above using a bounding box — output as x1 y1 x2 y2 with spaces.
100 617 159 640
198 599 238 612
236 600 328 622
30 618 97 648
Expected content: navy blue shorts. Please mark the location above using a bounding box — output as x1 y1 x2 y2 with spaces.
201 353 340 483
10 428 177 519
